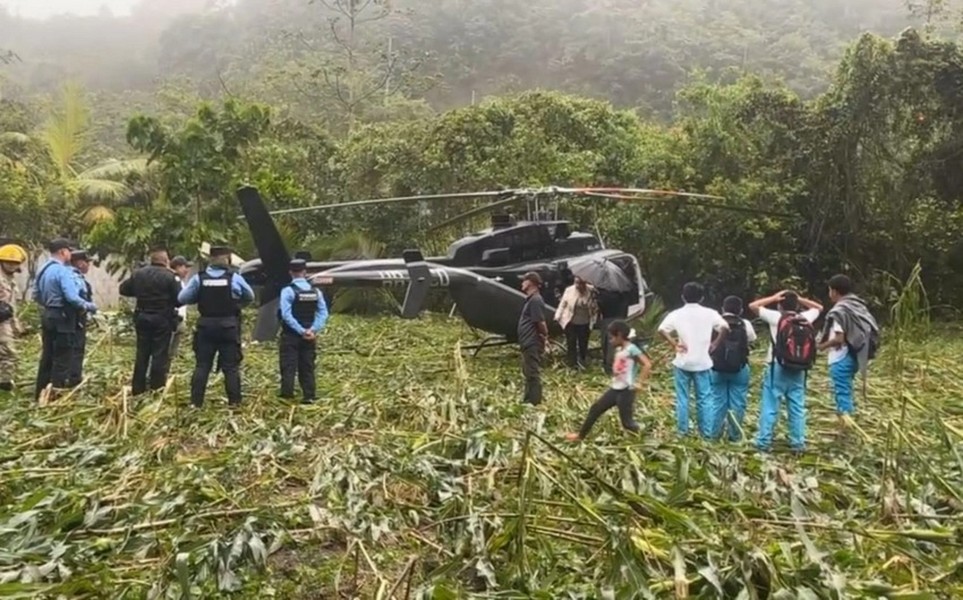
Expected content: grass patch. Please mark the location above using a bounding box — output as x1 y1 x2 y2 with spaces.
1 312 962 598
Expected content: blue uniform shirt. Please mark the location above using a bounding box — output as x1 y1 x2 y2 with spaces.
279 278 329 336
177 266 255 306
33 259 95 312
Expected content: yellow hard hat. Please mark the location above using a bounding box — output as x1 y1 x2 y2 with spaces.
0 244 28 264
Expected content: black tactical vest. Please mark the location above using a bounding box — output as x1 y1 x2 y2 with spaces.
281 284 319 332
197 271 236 318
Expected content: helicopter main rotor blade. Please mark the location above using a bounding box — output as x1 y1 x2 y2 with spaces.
567 187 728 201
427 195 527 233
265 190 514 217
578 191 794 218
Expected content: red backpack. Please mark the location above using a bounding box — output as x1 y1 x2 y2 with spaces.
773 312 817 371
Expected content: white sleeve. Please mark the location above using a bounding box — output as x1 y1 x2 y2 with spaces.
744 319 758 343
758 307 780 325
657 310 676 334
802 308 821 323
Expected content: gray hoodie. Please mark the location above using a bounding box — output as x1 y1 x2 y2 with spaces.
822 294 879 375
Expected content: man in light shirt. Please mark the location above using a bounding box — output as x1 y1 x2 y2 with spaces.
748 290 824 453
169 256 192 358
658 282 729 438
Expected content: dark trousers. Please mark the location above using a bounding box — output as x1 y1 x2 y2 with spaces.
190 321 242 407
599 318 615 374
68 325 87 386
577 388 640 439
132 313 174 395
564 323 590 368
35 311 81 398
520 344 543 405
279 330 317 401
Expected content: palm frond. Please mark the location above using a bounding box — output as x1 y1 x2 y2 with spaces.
78 158 150 180
74 178 130 203
41 82 90 179
82 205 116 224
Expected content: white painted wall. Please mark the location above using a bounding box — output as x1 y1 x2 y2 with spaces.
15 254 125 309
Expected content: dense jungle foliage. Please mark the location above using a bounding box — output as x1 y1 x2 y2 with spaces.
1 0 963 308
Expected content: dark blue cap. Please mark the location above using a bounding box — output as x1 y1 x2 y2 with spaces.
289 259 307 271
70 249 89 262
209 245 232 257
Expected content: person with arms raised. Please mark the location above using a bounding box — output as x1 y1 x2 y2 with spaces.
749 289 823 453
277 259 329 404
177 245 254 408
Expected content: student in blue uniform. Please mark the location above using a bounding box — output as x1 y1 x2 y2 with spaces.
33 239 97 399
177 245 254 408
278 259 329 404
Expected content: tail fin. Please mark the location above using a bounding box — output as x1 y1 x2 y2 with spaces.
236 186 292 302
401 249 430 319
237 186 291 342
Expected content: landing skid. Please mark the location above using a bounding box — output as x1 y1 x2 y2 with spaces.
461 335 566 358
462 336 512 357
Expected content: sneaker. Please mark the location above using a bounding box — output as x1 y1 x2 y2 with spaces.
301 398 316 405
563 432 582 442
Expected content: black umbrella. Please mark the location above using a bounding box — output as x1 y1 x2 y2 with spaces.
568 256 633 292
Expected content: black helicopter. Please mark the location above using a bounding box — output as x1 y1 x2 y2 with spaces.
234 185 777 353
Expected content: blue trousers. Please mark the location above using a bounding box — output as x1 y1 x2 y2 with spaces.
830 354 858 416
710 365 750 441
673 368 713 437
756 363 806 451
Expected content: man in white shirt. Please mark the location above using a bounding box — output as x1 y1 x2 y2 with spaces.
748 289 823 453
658 282 729 438
710 296 758 442
169 256 192 358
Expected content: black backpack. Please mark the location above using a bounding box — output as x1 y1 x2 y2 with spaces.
711 315 750 373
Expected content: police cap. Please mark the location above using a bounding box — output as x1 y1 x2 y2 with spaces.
70 249 89 262
209 245 232 258
289 259 307 272
48 238 75 253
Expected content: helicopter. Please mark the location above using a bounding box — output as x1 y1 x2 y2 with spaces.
234 185 787 355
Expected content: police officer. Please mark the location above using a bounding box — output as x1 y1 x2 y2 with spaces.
0 243 27 392
119 247 182 395
278 259 329 404
177 245 254 408
34 239 96 399
68 250 94 386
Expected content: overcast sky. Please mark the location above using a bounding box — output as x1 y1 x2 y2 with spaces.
1 0 139 19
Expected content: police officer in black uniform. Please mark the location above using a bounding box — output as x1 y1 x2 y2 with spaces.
119 247 182 395
177 246 254 408
278 259 329 404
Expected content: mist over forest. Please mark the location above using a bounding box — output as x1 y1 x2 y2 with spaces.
2 0 963 306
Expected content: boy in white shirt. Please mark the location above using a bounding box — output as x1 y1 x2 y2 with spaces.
748 290 823 453
658 282 729 438
710 296 757 442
